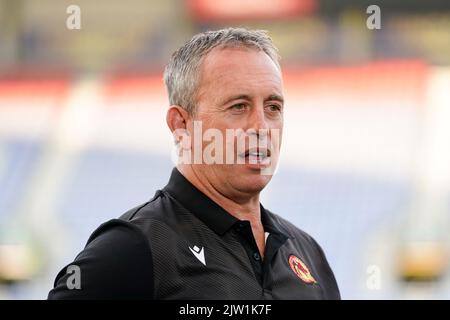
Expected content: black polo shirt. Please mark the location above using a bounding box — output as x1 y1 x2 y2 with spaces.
48 168 340 300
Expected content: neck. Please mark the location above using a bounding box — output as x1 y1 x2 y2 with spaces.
178 165 267 258
177 165 262 224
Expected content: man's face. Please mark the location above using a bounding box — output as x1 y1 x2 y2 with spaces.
186 46 284 199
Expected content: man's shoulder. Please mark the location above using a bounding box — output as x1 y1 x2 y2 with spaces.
112 189 189 240
265 209 324 253
78 190 168 251
118 190 165 221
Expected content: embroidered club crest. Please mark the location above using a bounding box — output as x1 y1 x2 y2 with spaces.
288 254 317 284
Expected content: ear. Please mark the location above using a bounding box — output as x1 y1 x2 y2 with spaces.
166 105 191 142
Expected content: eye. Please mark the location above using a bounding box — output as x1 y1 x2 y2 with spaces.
230 103 247 112
266 104 282 112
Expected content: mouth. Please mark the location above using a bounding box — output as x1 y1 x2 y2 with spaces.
239 148 272 165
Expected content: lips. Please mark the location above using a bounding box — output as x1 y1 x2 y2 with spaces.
243 148 271 158
238 147 271 165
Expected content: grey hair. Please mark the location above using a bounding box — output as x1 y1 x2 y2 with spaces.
163 27 280 115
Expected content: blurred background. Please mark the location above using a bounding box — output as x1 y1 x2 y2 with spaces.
1 0 450 299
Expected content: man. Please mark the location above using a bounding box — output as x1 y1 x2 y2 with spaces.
48 28 340 299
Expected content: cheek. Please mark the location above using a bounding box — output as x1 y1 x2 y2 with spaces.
200 113 231 130
278 128 283 146
269 123 283 146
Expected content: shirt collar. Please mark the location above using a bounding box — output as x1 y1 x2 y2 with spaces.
162 168 289 239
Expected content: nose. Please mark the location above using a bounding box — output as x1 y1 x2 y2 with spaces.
248 106 269 138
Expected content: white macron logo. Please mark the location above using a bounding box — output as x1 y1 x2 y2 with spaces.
189 245 206 266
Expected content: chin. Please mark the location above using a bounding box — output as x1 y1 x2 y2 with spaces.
233 168 273 193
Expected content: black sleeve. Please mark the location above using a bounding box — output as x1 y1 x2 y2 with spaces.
48 219 154 300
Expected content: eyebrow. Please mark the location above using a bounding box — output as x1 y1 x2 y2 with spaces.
267 94 284 104
220 94 284 106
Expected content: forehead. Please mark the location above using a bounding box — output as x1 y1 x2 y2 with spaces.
198 47 283 102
